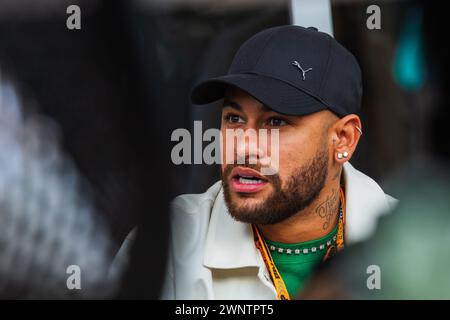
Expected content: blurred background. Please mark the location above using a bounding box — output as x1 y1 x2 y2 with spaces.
0 0 448 298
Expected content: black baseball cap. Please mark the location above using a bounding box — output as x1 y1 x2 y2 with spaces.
191 25 362 118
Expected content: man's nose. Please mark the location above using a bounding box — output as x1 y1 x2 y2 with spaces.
234 128 270 165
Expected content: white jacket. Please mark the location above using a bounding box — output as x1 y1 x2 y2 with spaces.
117 162 397 299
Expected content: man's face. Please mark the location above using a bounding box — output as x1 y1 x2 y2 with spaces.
221 87 334 225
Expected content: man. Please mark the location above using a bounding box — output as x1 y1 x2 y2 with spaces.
162 25 396 299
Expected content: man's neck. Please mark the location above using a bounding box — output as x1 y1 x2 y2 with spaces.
258 179 342 244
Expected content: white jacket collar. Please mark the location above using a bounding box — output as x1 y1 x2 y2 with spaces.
342 162 393 242
203 185 261 269
203 162 394 270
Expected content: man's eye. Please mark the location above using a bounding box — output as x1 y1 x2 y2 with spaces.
225 114 245 123
267 118 288 126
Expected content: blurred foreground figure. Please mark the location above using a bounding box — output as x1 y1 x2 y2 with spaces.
0 77 120 298
301 166 450 299
0 0 170 298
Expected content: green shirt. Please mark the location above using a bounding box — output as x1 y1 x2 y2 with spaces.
265 223 338 297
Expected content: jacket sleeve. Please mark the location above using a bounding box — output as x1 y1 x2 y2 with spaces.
160 241 175 299
110 228 136 279
113 228 176 299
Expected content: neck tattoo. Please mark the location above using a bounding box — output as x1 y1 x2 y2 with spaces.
315 188 339 230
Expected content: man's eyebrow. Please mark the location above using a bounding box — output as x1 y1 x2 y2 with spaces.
222 99 242 111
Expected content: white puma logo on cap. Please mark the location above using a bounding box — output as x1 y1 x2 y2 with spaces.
292 60 312 80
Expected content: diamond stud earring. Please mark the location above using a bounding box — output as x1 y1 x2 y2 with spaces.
337 151 349 159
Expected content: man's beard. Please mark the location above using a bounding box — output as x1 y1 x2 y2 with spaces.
222 148 329 225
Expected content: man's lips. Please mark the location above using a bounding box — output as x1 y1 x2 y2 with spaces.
230 167 269 193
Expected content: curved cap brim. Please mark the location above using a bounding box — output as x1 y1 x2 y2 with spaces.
190 73 326 116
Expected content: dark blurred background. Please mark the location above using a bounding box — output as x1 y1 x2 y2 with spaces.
0 0 447 298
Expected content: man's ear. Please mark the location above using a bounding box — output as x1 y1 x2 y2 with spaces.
332 114 362 163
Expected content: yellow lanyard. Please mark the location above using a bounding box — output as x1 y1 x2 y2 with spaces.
336 188 346 251
252 187 346 300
